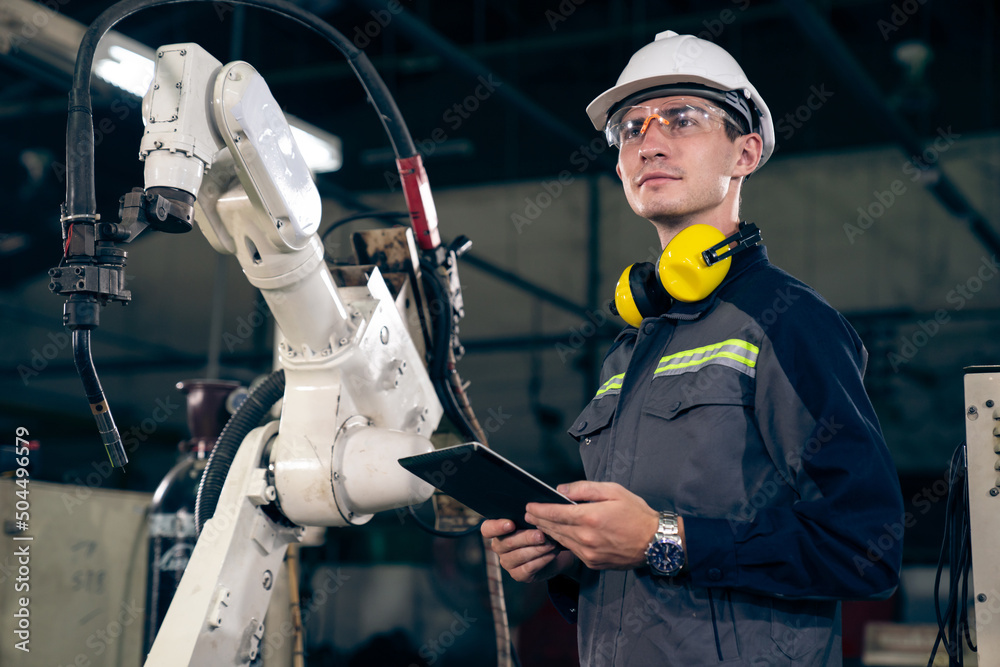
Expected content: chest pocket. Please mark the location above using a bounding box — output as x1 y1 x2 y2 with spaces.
639 365 756 513
568 395 617 481
644 360 752 420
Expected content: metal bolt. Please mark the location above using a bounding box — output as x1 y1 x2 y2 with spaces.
153 83 159 90
262 570 273 590
380 327 390 344
988 400 995 408
339 337 348 346
991 488 999 497
978 594 988 602
179 49 187 56
969 406 978 415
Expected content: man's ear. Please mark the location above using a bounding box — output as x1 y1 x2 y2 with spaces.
616 161 623 181
734 133 763 177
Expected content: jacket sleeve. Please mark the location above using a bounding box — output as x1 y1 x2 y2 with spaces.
682 287 904 599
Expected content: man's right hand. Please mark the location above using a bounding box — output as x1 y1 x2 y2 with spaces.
481 519 580 583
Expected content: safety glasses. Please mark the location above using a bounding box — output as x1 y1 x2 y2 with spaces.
604 99 736 148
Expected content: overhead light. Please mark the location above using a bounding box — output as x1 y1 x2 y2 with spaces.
93 44 155 98
0 1 341 174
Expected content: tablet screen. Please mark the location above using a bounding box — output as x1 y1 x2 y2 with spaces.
398 442 574 529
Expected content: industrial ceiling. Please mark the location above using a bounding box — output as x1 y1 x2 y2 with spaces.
2 0 996 288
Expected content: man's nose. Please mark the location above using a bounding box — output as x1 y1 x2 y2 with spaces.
637 121 672 159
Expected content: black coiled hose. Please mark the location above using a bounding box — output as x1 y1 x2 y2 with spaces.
194 369 285 536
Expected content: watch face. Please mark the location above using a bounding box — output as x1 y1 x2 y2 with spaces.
648 538 684 575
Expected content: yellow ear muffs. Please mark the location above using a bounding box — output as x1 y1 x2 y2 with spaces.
612 262 674 328
657 224 732 303
610 222 761 326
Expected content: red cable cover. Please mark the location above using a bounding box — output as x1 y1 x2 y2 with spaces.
396 155 441 251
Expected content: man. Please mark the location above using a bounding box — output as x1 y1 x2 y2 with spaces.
482 31 904 666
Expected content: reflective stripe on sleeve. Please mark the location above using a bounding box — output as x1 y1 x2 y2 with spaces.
594 372 625 398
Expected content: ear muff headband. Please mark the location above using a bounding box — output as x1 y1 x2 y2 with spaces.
612 222 761 326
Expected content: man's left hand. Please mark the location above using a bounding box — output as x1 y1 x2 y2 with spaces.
526 481 676 571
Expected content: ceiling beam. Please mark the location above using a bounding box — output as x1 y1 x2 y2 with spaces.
780 0 1000 258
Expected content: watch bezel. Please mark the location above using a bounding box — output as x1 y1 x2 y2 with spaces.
646 535 685 576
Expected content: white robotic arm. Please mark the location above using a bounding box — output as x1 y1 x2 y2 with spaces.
141 43 443 666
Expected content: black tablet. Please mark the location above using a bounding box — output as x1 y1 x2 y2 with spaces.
398 442 575 530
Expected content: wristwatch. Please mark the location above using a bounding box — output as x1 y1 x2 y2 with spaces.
645 510 685 576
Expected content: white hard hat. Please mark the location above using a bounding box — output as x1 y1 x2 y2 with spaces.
587 30 775 169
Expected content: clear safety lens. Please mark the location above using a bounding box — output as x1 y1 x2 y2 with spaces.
605 99 732 148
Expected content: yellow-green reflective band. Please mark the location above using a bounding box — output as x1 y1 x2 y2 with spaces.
594 372 625 398
655 339 759 378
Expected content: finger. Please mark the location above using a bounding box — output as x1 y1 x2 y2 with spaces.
556 480 620 502
501 543 557 571
511 550 558 581
481 519 517 539
526 515 577 547
491 528 549 554
524 502 579 525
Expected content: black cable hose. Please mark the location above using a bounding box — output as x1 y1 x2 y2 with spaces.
65 0 418 220
420 256 478 442
927 442 976 667
194 369 285 536
71 328 104 406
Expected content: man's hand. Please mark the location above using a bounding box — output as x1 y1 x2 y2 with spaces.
525 481 671 571
482 519 580 584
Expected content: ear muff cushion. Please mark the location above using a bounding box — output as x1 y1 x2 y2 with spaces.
615 263 674 327
658 224 732 302
614 264 646 328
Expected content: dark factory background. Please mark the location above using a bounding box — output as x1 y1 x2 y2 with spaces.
1 1 998 665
